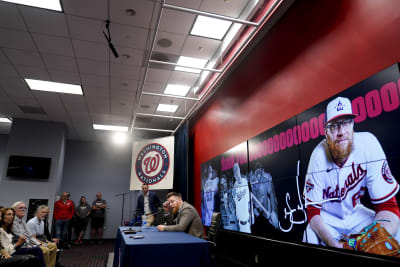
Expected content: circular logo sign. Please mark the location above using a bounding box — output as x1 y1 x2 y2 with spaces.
135 143 170 185
382 160 394 184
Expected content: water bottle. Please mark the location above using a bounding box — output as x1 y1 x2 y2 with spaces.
141 215 147 230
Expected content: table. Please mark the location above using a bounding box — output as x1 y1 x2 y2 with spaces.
113 226 209 267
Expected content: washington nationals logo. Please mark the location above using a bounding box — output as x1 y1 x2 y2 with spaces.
135 143 170 185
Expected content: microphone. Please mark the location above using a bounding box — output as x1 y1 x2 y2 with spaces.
108 42 119 58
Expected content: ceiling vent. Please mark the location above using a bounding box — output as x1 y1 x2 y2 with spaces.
18 105 47 115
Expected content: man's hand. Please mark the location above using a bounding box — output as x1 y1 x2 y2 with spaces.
163 201 170 213
157 225 165 231
15 235 26 247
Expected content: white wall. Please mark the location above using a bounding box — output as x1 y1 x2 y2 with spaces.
0 119 65 223
61 140 138 239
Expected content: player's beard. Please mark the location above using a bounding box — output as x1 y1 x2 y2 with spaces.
327 132 353 165
172 205 180 215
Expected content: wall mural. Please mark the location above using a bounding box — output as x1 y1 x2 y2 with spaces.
201 63 400 258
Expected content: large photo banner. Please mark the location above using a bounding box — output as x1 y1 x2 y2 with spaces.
130 136 174 190
201 63 400 258
201 156 220 226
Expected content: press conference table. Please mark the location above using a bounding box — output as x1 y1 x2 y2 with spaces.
113 226 209 267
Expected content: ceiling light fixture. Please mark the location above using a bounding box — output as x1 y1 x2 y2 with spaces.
25 79 83 95
0 0 62 11
93 124 129 132
0 117 12 123
191 15 232 40
157 104 178 113
164 84 191 96
175 56 208 74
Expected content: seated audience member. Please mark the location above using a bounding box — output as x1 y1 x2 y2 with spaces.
136 184 162 226
74 196 91 244
12 201 57 267
0 207 45 267
157 192 204 238
43 206 58 243
0 207 41 267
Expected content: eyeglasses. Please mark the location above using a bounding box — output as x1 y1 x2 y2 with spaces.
326 119 353 133
17 207 27 210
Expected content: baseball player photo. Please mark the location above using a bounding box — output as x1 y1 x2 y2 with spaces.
202 165 220 226
232 162 252 233
302 96 400 255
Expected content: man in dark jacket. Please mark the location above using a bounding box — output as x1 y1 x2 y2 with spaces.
136 184 161 226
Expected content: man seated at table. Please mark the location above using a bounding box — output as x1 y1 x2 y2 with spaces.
157 192 204 238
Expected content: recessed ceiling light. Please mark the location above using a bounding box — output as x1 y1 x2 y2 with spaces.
0 0 62 11
175 56 208 74
157 104 178 113
25 79 83 95
0 117 12 123
191 15 232 40
93 124 129 132
164 84 191 96
125 8 136 16
112 132 128 145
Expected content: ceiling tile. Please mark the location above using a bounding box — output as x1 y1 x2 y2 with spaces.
0 29 36 51
48 70 81 84
110 46 144 66
110 63 141 79
110 0 160 29
110 78 139 91
153 31 186 55
80 74 109 88
200 0 250 17
62 0 108 20
3 48 45 68
168 71 199 87
32 33 74 57
158 9 196 35
14 65 51 80
77 58 109 76
180 35 221 59
66 15 106 43
165 0 202 9
145 68 171 83
111 24 148 50
0 2 27 31
42 54 79 73
0 63 19 77
72 39 109 62
19 5 69 37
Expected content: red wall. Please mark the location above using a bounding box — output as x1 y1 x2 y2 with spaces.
190 0 400 211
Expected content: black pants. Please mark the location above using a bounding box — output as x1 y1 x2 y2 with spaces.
0 254 42 267
13 247 46 267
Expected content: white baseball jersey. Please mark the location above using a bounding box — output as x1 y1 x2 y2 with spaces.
203 176 219 223
233 178 251 233
304 132 399 220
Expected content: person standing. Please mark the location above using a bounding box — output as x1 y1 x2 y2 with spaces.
232 163 251 233
91 192 106 243
136 184 161 226
53 192 75 246
74 196 91 244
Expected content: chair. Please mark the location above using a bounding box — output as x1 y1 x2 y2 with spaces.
153 207 166 226
206 212 221 264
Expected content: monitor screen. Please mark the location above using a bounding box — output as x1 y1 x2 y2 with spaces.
7 155 51 179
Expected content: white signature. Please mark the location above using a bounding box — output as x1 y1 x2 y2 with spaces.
279 160 307 232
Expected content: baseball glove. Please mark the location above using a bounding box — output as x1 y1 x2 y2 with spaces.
341 221 400 257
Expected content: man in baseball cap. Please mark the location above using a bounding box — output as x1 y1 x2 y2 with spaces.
302 95 400 252
324 96 357 167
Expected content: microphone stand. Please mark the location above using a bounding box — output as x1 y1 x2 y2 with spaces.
115 192 129 226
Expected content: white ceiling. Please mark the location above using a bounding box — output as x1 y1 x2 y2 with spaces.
0 0 292 143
